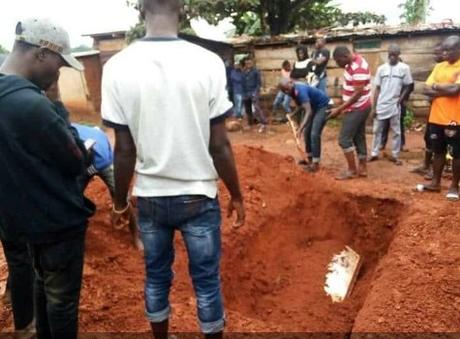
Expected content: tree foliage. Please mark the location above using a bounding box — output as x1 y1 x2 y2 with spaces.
71 45 93 53
399 0 431 25
126 0 386 40
0 45 9 54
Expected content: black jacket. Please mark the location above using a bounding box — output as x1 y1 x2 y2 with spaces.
0 74 95 244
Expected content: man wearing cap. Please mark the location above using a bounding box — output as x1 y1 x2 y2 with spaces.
0 18 94 338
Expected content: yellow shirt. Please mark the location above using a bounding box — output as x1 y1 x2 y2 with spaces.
426 59 460 126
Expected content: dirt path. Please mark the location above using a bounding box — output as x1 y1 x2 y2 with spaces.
1 123 459 334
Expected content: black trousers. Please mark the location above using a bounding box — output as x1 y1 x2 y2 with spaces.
1 238 34 330
29 231 86 339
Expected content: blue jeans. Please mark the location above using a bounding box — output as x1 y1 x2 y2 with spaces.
304 107 328 163
273 91 291 113
137 195 224 334
339 106 371 160
317 76 328 94
233 93 244 118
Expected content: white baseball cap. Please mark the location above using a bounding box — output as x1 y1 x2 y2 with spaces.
15 18 84 71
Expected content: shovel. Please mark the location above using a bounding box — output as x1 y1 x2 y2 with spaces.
286 113 309 163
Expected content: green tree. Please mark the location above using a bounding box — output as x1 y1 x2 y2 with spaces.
399 0 431 24
126 0 386 39
0 45 9 54
71 45 93 53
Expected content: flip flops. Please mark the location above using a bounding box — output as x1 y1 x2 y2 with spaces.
389 157 403 166
335 171 358 181
446 190 460 202
419 184 442 192
367 155 379 162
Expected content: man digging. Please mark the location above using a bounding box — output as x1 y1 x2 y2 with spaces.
280 79 331 172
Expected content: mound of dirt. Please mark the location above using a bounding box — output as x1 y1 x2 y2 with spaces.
0 145 411 334
71 145 402 333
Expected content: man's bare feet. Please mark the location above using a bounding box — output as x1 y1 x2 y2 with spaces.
358 160 368 177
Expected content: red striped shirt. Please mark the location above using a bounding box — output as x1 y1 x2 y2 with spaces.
342 54 372 111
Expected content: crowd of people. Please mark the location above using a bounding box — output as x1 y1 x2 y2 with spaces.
0 0 459 338
227 34 460 197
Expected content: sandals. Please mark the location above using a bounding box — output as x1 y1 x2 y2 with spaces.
304 163 320 173
335 170 358 181
298 159 309 166
417 184 441 193
446 189 460 202
389 157 403 166
367 155 379 162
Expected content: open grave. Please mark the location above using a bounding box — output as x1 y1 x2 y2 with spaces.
0 146 405 334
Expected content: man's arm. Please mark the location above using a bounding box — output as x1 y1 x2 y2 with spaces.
399 83 414 104
298 102 313 136
372 86 381 115
255 69 262 94
329 84 366 118
24 98 86 178
424 83 460 97
400 66 414 103
112 129 137 210
209 120 245 228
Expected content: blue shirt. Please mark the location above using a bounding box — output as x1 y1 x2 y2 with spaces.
292 82 330 112
230 69 244 95
72 123 113 171
243 68 261 96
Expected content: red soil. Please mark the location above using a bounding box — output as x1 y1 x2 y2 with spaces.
1 126 460 334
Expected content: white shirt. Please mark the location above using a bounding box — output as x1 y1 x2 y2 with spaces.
101 38 232 198
375 62 413 120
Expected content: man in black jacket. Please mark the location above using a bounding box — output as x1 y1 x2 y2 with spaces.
0 18 94 339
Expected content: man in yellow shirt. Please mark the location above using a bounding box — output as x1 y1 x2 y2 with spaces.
423 36 460 200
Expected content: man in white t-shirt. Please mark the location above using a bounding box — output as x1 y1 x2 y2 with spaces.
101 0 245 337
369 44 414 165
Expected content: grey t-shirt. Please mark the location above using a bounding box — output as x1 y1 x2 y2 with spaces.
375 62 413 120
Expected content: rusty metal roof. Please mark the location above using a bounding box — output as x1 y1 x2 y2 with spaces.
230 22 460 47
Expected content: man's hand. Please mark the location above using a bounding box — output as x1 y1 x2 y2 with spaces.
227 197 245 229
111 203 132 230
327 107 342 120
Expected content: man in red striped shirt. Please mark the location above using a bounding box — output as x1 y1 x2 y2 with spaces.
329 46 372 180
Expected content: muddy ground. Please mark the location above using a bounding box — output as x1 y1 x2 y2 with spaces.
1 121 459 335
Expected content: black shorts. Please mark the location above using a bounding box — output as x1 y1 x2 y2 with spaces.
428 123 460 158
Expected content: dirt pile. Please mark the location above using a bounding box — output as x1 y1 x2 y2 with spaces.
0 145 402 333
